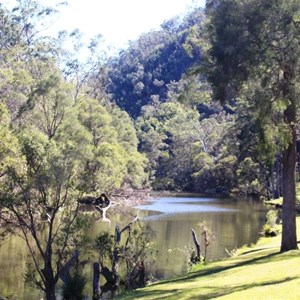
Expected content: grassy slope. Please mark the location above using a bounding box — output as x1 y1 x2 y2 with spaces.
119 217 300 300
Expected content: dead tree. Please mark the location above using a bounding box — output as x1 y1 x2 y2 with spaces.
93 194 118 224
191 228 201 263
191 223 214 263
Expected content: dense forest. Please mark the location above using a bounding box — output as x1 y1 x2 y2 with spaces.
1 0 295 199
0 0 299 299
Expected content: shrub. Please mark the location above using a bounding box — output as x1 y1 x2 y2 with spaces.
263 210 280 237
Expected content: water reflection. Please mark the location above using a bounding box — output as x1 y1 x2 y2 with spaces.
134 197 267 278
136 197 237 218
0 196 267 299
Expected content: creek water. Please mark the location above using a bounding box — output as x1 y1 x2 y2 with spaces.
133 195 267 278
0 195 267 299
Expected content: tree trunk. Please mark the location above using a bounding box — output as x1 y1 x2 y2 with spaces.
275 155 281 199
93 262 101 300
112 248 120 289
280 105 298 252
270 164 275 199
45 284 56 300
43 253 56 300
191 228 201 259
137 261 145 287
59 250 79 285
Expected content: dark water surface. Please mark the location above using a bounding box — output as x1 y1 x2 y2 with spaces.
0 196 267 299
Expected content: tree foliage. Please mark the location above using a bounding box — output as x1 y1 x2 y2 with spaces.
0 2 147 299
1 1 300 297
105 8 203 118
204 0 300 251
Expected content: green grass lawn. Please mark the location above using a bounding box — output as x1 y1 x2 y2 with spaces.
119 217 300 300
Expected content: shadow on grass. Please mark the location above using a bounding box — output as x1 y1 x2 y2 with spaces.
174 249 299 285
120 276 300 300
119 250 300 299
155 251 280 285
179 276 299 300
119 288 181 300
238 246 278 256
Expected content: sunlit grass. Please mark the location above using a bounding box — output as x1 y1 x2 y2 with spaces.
119 216 300 300
264 183 300 213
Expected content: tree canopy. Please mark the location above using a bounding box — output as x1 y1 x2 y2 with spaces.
1 0 300 297
204 0 300 251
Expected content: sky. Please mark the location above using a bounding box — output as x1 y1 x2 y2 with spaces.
4 0 205 52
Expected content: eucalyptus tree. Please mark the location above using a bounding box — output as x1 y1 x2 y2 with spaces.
136 101 197 190
77 97 148 194
0 108 89 300
204 0 300 251
0 59 93 300
0 2 95 299
0 103 25 179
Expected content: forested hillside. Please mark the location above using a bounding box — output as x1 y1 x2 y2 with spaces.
1 1 300 298
105 8 203 118
0 1 292 199
93 5 287 198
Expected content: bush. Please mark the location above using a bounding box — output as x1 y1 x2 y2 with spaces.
62 268 88 300
263 210 280 237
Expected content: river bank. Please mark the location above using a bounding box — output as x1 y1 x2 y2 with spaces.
118 216 300 300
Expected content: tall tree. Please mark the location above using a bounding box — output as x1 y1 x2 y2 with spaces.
0 59 92 299
0 2 106 299
204 0 300 251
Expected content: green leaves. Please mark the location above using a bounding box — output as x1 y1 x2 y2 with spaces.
94 232 114 262
0 2 150 296
204 0 300 250
76 97 148 193
0 103 25 178
204 0 300 165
